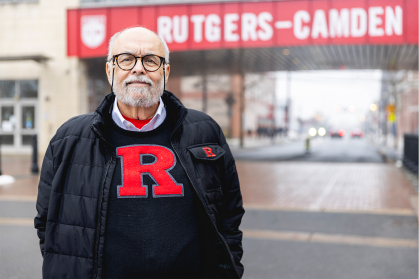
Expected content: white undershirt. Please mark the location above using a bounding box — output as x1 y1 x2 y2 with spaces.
111 97 167 132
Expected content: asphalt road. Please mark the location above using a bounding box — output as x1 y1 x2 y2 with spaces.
233 137 385 163
0 200 417 279
241 209 418 279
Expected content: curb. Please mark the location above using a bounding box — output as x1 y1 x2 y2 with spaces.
409 196 419 222
376 145 419 221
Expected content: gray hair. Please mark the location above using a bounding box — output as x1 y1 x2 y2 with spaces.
107 26 170 65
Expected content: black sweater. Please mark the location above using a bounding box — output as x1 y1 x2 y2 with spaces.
103 107 203 278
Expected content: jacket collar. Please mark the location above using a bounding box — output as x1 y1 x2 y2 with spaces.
91 91 188 144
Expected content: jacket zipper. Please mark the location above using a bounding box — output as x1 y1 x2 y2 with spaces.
93 158 111 279
170 130 240 278
91 126 115 279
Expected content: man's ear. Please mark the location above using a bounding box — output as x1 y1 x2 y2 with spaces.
164 64 170 84
106 62 113 85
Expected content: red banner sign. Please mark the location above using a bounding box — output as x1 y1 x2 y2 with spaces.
67 0 418 58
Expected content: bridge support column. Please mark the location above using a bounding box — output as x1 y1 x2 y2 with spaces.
231 73 245 145
167 76 182 99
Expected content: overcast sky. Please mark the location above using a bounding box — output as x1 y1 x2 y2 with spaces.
275 70 382 130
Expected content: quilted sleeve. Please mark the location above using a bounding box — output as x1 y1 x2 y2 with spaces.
218 125 245 278
34 142 55 257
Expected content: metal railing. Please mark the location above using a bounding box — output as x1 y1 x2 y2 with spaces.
403 134 418 174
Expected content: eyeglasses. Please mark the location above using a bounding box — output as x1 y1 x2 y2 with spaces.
112 53 166 72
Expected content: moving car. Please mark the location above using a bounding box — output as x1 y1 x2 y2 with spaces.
350 130 364 138
329 129 345 138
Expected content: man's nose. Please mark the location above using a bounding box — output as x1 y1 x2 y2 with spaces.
131 58 146 74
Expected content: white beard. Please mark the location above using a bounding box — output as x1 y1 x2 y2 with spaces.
113 75 164 108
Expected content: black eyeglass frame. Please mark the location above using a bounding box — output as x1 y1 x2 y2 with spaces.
109 52 168 96
112 53 166 72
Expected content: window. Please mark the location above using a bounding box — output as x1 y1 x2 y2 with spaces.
20 80 38 98
0 81 15 99
0 80 38 99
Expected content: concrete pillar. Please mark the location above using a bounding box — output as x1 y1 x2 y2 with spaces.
230 73 244 139
166 76 182 99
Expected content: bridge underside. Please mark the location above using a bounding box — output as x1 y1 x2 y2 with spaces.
169 44 418 77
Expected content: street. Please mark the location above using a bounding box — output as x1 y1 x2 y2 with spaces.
235 137 418 278
0 138 417 279
233 137 384 163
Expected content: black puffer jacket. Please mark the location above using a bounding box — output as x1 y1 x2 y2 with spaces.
34 91 244 279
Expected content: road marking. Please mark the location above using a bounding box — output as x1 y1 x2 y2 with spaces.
0 217 33 226
2 217 416 249
244 204 415 216
243 229 418 248
0 195 37 202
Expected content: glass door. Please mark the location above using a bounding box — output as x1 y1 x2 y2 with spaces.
0 80 38 152
0 105 15 145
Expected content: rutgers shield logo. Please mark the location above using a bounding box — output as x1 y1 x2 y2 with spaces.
117 145 184 198
81 15 106 49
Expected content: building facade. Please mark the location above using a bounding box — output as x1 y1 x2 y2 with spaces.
0 0 273 154
1 0 417 154
0 0 87 154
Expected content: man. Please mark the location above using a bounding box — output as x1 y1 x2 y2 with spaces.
34 26 244 279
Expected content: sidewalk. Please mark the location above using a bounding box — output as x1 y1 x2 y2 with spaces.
369 135 418 214
237 160 417 215
1 152 416 217
0 155 41 200
367 137 419 221
227 135 292 152
227 135 326 156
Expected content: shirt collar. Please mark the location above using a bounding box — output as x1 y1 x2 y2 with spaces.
111 97 165 132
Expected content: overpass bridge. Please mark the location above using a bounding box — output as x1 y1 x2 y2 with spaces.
68 0 418 74
67 0 418 141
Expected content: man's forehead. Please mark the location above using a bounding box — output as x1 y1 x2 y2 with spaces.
119 48 156 56
112 28 164 56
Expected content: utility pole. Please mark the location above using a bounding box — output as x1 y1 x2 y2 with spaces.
272 74 277 143
0 135 2 176
201 52 208 113
284 71 291 137
239 71 245 148
237 47 246 148
202 72 208 113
